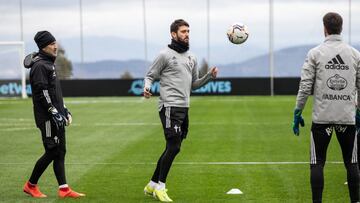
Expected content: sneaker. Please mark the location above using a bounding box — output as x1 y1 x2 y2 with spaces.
58 187 85 198
144 184 155 196
23 181 47 198
153 188 173 202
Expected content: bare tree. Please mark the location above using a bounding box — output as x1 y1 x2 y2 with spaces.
55 44 73 79
120 70 133 79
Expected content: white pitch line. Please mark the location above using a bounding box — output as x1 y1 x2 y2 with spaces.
94 122 289 126
0 123 34 126
0 127 34 131
0 99 146 105
65 99 145 104
94 122 159 126
90 122 289 126
0 122 290 127
0 121 289 133
0 118 32 121
0 161 343 165
66 98 294 104
191 98 295 103
0 98 295 105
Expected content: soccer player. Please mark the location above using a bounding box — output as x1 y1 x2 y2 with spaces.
292 12 360 203
143 19 218 202
22 31 85 198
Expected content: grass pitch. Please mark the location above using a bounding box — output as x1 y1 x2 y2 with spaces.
0 96 350 202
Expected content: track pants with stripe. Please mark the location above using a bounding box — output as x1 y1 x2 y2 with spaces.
151 106 189 183
29 120 67 185
310 123 359 203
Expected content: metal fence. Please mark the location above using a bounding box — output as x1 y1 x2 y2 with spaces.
0 0 358 95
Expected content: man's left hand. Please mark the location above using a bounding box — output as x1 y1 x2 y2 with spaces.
292 108 305 136
356 109 360 131
64 108 72 126
210 67 218 78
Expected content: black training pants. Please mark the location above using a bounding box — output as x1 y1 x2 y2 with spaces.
310 123 359 203
29 120 67 185
151 106 189 183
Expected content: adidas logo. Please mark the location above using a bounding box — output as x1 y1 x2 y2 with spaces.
171 56 178 65
325 54 349 70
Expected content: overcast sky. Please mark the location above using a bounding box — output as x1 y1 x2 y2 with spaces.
0 0 359 63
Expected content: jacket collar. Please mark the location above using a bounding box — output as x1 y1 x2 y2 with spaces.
324 34 342 42
38 50 56 63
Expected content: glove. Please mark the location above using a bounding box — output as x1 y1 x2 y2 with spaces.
64 108 72 126
48 106 67 130
356 109 360 131
292 108 305 136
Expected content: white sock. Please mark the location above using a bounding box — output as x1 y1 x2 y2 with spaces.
156 181 165 190
148 180 157 188
59 184 69 189
28 181 36 186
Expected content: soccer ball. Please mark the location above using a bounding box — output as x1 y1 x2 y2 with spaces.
226 23 249 44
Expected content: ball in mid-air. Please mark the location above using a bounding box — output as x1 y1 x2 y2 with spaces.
226 23 249 44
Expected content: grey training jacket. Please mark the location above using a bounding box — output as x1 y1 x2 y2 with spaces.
296 35 360 124
144 47 213 111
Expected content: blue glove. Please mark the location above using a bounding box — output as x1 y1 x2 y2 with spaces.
356 109 360 131
292 108 305 136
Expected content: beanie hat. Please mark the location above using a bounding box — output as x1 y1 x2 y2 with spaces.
34 31 56 49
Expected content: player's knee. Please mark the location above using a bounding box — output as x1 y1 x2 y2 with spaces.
57 147 66 159
165 129 182 139
181 130 188 139
168 144 181 155
58 150 66 160
174 144 181 154
44 148 57 159
46 146 66 159
310 161 325 169
345 163 358 172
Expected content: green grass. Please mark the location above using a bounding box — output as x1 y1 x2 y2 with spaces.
0 96 350 202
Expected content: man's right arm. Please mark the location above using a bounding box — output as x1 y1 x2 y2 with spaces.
355 50 360 129
143 53 165 97
355 50 360 110
292 50 316 136
32 63 67 129
31 64 54 111
296 50 316 110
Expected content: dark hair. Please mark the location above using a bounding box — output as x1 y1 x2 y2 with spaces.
170 19 189 33
323 12 343 35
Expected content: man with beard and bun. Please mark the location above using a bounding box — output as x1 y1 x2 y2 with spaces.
143 19 218 202
292 12 360 203
22 31 85 198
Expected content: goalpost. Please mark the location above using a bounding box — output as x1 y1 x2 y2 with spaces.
0 41 27 98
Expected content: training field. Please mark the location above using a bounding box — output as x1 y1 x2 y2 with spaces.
0 96 350 202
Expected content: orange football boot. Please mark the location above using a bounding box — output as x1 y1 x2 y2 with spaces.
23 181 47 198
58 187 85 198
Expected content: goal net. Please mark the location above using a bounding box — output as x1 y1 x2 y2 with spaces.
0 41 28 98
